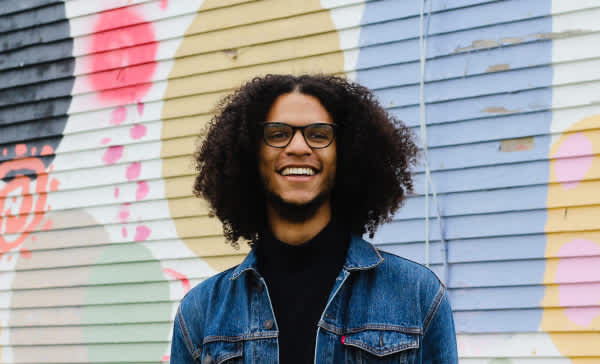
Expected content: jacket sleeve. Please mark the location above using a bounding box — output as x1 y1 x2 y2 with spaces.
422 287 458 363
170 306 198 363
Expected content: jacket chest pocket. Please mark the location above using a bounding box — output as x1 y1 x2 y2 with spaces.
200 340 243 364
343 330 419 364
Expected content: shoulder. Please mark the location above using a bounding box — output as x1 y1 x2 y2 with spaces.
178 265 238 318
376 249 443 288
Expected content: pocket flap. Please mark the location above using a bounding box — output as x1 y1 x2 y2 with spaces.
343 329 419 357
201 339 243 364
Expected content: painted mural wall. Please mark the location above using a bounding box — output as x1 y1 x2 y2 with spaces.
0 0 598 362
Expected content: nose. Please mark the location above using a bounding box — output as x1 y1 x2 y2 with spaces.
285 129 312 155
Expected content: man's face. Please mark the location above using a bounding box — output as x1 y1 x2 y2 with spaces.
258 92 336 218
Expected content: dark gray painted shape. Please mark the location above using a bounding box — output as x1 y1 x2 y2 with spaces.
0 19 71 52
0 38 73 71
0 0 62 17
0 2 66 33
0 57 74 90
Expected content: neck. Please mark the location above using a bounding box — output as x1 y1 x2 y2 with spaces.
266 201 332 245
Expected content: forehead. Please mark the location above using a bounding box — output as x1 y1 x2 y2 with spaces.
266 92 333 124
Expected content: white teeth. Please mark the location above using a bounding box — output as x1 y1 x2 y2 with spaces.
281 167 315 176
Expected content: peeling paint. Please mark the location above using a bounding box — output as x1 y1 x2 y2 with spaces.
454 39 499 53
533 30 588 40
500 137 534 152
222 48 238 59
500 37 524 45
486 64 510 73
483 106 520 114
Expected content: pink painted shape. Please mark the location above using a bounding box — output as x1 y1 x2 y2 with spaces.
40 145 54 156
556 239 600 326
163 268 191 294
110 106 127 126
114 186 120 198
101 137 111 145
2 148 6 156
130 124 147 140
161 355 170 362
137 101 144 115
88 8 157 103
102 145 124 165
136 181 149 200
134 225 151 241
15 144 27 157
126 162 141 180
160 0 168 10
117 203 130 223
30 146 37 155
121 226 127 238
553 132 594 190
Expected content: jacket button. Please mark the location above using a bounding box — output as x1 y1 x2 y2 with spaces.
203 354 212 364
264 319 274 329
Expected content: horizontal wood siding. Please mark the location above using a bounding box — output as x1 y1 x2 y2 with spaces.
0 0 598 362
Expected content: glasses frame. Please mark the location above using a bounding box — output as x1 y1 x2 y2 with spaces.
260 122 338 149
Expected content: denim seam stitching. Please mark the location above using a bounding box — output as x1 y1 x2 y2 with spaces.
203 331 279 344
422 284 445 335
318 321 422 335
343 339 418 357
176 306 199 360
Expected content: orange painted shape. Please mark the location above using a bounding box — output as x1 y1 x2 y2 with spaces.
30 146 37 155
50 178 60 192
19 248 31 259
15 144 27 157
42 219 53 231
0 157 48 252
40 145 54 156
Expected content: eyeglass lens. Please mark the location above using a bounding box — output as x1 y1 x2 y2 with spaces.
263 123 334 148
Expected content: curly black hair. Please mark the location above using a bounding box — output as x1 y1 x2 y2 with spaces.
194 74 418 247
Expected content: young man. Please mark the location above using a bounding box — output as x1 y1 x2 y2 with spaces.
170 75 458 363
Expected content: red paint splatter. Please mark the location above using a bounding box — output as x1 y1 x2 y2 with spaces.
126 162 141 180
137 101 144 115
42 219 53 231
102 145 124 165
19 248 32 259
136 181 149 200
30 147 37 155
50 178 60 192
160 0 168 10
163 268 191 294
110 106 127 126
130 124 147 139
122 226 128 238
40 145 54 156
161 355 170 362
134 225 151 241
118 203 131 223
88 8 158 103
114 186 120 198
101 137 112 145
15 144 27 157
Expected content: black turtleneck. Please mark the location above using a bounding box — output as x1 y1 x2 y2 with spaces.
256 219 350 364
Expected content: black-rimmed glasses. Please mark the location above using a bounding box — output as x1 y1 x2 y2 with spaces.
260 122 337 149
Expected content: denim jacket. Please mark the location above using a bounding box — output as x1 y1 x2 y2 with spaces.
171 236 458 363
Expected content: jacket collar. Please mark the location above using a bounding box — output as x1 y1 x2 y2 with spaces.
229 235 383 280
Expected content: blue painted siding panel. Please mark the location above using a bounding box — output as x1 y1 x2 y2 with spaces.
358 0 553 335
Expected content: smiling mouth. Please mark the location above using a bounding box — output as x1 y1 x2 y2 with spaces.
279 167 317 176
